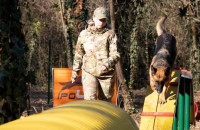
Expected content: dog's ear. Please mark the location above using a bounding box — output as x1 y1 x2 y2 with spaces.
165 67 170 76
151 65 157 75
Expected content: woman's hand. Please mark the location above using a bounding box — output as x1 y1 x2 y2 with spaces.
71 77 76 83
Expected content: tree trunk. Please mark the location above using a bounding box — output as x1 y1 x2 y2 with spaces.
109 0 134 112
190 18 198 83
109 0 115 32
115 62 134 111
190 19 198 62
58 0 72 67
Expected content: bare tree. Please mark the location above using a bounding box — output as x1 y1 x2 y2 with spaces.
109 0 135 114
58 0 72 67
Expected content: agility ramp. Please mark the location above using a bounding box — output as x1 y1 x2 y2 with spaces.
140 69 195 130
0 100 139 130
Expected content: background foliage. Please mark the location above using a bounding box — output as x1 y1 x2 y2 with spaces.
0 0 34 124
19 0 200 90
0 0 199 124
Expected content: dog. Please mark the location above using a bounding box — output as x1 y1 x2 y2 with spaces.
149 15 177 104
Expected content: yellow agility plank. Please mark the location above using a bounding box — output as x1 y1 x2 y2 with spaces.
140 88 159 130
140 70 181 130
154 70 181 130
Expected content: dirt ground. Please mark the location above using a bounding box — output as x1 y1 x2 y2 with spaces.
26 87 200 129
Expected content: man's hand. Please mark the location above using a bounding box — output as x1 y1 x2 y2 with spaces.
101 65 108 71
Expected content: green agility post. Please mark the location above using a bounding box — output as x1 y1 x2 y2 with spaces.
178 77 184 130
184 78 190 130
48 40 51 104
172 105 178 130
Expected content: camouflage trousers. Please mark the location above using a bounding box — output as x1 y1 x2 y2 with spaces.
82 70 115 102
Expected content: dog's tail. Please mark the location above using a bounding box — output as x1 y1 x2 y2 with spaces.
156 15 167 36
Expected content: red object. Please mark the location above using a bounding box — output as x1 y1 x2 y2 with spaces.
173 67 192 73
169 82 178 86
142 112 174 117
194 102 198 118
173 67 182 70
181 69 192 73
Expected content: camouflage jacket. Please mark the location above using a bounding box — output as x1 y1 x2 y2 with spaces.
71 21 120 79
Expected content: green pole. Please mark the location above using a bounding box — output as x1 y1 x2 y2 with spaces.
184 79 190 130
172 105 178 130
48 40 51 104
178 77 184 130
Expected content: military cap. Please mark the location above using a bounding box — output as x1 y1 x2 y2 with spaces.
93 7 108 19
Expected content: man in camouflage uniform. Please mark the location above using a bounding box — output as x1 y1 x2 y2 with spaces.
71 7 120 102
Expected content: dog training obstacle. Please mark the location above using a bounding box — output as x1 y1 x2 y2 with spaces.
52 68 118 107
0 100 139 130
140 68 195 130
